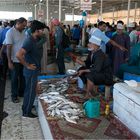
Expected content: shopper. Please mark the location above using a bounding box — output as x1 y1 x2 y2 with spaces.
50 18 65 74
111 23 130 76
16 20 46 118
89 21 127 53
6 17 27 103
0 20 15 80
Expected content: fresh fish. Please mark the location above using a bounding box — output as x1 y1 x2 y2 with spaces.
67 101 78 108
39 78 83 123
51 110 55 117
55 108 61 116
65 117 77 124
47 101 62 110
47 92 60 95
69 116 79 120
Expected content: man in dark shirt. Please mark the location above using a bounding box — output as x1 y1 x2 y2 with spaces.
76 35 113 99
16 20 46 118
50 18 65 74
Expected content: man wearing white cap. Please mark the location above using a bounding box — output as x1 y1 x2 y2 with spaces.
89 21 127 53
111 23 130 76
76 36 113 99
127 22 138 47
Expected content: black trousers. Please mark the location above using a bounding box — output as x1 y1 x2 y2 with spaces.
57 46 65 74
11 63 25 98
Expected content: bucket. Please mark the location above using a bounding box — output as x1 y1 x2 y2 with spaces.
83 99 100 118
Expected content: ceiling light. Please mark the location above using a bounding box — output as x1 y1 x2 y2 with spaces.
92 2 96 5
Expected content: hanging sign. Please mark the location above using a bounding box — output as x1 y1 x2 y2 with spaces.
80 0 92 11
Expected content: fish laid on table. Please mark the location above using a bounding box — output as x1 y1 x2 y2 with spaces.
39 93 83 123
38 78 83 123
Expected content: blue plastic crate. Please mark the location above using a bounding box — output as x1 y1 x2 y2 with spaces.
123 72 140 82
38 74 67 80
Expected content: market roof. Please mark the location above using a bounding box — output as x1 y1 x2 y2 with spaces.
0 0 139 12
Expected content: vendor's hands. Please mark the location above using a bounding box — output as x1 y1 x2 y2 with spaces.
26 64 36 70
78 70 86 76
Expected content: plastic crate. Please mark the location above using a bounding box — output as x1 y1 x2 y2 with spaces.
38 74 66 80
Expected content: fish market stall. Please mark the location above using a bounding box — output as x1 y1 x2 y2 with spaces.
37 76 86 139
37 75 140 139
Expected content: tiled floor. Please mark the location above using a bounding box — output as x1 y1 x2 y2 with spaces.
0 62 79 140
1 80 44 140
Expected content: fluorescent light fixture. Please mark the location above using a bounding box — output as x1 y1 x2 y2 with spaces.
40 0 43 2
92 2 96 4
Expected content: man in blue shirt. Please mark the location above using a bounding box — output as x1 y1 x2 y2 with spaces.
16 20 46 118
0 20 15 79
89 21 127 53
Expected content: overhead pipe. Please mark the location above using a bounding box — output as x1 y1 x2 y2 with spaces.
127 0 131 24
46 0 49 25
112 7 115 23
72 8 74 26
134 2 137 22
34 4 37 20
59 0 62 22
100 0 103 21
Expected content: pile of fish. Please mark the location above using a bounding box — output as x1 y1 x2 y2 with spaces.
38 78 69 94
39 79 83 124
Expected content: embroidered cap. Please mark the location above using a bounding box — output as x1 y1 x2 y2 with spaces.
89 35 101 46
117 23 124 29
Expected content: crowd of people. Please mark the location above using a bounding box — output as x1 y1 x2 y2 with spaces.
0 17 140 118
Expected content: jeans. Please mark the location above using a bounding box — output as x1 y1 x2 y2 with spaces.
22 74 37 115
11 63 25 98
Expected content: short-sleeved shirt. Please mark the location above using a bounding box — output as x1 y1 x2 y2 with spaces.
0 27 11 54
0 27 4 47
5 27 26 62
22 36 43 76
129 30 138 47
90 28 110 53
